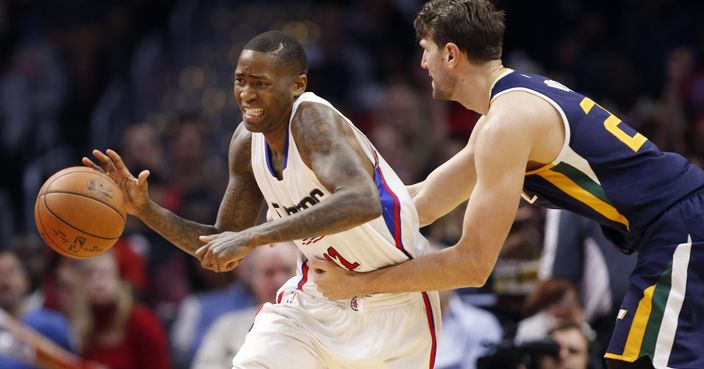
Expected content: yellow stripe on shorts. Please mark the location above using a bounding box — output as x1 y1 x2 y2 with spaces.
604 284 656 362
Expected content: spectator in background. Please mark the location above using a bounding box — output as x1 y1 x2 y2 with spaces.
549 323 594 369
170 256 255 368
166 175 255 369
420 238 502 369
490 205 545 332
118 123 192 324
435 288 503 369
516 282 587 347
370 124 418 183
55 252 171 369
480 322 595 369
167 118 222 198
0 39 70 234
192 242 297 369
521 210 636 353
120 123 167 180
0 248 74 369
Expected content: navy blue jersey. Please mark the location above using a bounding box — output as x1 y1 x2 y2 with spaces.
490 69 704 251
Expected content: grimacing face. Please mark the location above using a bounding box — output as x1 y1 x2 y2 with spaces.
419 37 456 100
234 50 305 133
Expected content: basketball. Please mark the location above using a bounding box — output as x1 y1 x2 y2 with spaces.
34 166 127 259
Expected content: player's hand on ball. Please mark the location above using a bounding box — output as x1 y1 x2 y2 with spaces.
309 258 361 300
196 232 254 272
82 149 150 215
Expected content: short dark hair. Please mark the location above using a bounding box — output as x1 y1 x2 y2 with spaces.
243 30 308 75
414 0 505 62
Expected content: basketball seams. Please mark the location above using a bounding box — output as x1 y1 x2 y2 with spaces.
35 167 126 259
35 197 56 251
44 190 126 222
46 168 124 218
42 194 122 240
36 195 95 259
46 168 110 189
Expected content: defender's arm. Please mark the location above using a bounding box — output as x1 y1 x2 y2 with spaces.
312 105 536 296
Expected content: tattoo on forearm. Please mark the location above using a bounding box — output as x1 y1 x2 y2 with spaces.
138 203 218 256
252 189 378 245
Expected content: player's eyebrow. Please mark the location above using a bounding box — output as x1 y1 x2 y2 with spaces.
234 71 270 80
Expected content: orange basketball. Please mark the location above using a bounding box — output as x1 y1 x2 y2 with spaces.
34 166 127 259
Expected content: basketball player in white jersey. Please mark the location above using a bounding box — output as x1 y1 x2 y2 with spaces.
83 31 440 369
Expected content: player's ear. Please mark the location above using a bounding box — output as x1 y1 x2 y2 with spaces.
445 42 461 68
293 74 307 96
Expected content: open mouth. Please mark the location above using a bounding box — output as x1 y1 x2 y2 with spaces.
244 107 264 117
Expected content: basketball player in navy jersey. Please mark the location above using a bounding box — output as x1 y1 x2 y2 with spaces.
311 1 704 368
84 31 440 369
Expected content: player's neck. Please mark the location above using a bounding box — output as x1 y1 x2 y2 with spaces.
262 120 290 154
453 60 505 115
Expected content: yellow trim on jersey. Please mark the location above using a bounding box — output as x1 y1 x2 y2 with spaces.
525 163 555 175
579 97 596 113
604 285 656 362
536 169 630 230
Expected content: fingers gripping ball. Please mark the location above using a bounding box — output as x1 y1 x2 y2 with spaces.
34 167 127 259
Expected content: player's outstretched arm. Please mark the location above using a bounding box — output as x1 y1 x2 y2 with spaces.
313 109 533 298
198 102 382 271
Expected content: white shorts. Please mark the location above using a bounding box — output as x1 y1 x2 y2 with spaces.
232 288 441 369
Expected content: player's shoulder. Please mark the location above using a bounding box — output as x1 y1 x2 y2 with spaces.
231 122 253 141
488 90 561 133
292 99 336 125
228 122 253 151
227 123 254 173
491 88 554 115
291 98 345 138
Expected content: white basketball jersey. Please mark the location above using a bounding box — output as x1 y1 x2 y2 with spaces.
250 92 430 299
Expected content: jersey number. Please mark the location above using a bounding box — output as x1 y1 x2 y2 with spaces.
579 97 647 152
323 247 360 271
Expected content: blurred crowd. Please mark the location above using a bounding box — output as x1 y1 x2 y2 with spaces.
1 0 703 369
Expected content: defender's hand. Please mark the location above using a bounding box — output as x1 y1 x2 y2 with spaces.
82 149 150 215
196 232 253 272
309 258 363 300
